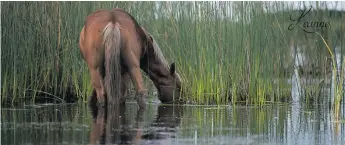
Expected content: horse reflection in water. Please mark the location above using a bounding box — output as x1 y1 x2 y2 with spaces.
141 105 182 141
89 105 142 145
89 104 182 145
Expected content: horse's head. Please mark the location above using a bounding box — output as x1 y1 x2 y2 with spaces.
141 28 182 103
157 62 182 103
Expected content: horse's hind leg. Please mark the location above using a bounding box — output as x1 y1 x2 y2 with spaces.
120 73 130 105
88 89 97 107
89 68 106 108
121 49 147 108
128 67 147 108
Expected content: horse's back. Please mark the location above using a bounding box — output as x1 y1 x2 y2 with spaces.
81 9 142 47
79 8 145 67
79 10 110 68
84 8 138 32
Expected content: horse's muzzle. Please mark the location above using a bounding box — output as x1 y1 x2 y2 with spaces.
157 85 181 103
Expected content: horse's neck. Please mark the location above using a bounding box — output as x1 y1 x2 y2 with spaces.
139 30 170 87
142 50 170 87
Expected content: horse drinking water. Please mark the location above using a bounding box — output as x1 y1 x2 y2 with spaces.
79 9 182 108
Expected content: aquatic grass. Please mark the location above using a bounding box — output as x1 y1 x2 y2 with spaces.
333 57 345 120
315 32 343 119
1 2 344 106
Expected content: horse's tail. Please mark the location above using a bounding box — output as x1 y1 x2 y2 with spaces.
102 22 121 105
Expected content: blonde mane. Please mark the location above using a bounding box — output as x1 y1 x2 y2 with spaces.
148 33 170 69
151 35 182 81
142 29 182 81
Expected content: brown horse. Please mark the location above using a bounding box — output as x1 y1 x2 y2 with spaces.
79 8 182 108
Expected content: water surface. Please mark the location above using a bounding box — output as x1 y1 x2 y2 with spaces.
1 101 344 145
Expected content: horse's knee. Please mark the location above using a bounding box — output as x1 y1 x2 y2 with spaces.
92 83 105 106
89 69 105 97
96 89 106 102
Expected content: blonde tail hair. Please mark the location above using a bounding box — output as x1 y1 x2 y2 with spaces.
102 22 122 106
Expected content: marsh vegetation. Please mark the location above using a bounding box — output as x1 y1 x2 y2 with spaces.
1 1 344 108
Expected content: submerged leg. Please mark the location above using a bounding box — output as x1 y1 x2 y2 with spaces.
90 68 106 108
122 50 147 108
88 89 97 108
129 68 147 108
120 73 130 105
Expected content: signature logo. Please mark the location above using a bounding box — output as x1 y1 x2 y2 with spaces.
288 6 330 33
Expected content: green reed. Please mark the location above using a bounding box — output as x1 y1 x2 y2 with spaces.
1 2 344 106
315 32 345 119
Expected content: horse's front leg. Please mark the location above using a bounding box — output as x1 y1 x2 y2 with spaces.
122 50 147 109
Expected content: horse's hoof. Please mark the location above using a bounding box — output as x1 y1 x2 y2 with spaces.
89 101 97 109
120 97 126 106
97 101 106 109
88 94 98 108
136 92 147 109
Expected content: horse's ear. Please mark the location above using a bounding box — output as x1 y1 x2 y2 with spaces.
170 62 176 75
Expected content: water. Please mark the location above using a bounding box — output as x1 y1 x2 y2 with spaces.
1 101 344 145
